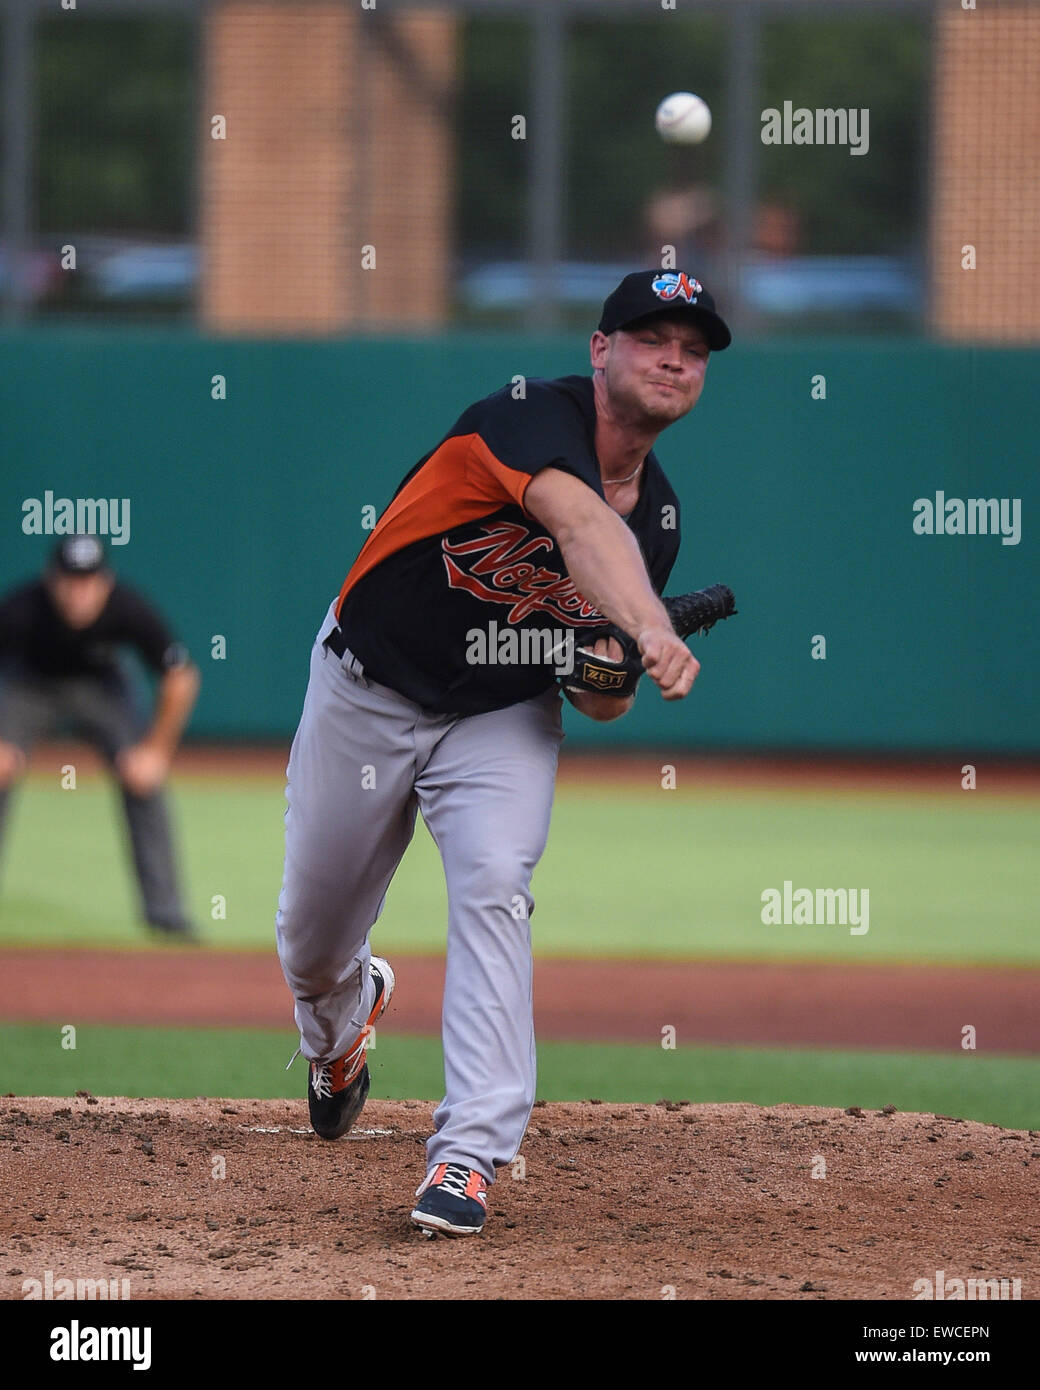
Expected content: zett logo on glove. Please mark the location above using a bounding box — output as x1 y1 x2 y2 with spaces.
576 658 629 692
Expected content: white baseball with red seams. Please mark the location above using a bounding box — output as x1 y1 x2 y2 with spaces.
655 91 712 145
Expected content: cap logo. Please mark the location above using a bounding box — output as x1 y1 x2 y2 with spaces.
651 272 702 305
66 536 103 568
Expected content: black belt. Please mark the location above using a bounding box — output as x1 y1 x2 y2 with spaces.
325 625 349 659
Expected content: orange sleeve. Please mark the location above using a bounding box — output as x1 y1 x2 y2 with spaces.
337 432 537 612
467 433 534 511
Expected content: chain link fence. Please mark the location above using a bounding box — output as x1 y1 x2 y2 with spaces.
1 0 1035 340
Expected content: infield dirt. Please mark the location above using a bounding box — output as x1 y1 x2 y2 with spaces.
1 1097 1036 1300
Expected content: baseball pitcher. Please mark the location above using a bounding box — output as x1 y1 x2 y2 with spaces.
276 270 735 1237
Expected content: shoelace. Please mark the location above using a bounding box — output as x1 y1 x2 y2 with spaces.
310 1062 334 1100
309 1029 371 1100
438 1164 474 1201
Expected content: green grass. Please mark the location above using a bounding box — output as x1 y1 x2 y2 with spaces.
2 1023 1037 1130
0 771 1037 964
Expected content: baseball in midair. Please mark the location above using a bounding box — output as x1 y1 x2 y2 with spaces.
654 92 712 145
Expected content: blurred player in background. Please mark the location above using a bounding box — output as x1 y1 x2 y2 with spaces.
0 534 201 940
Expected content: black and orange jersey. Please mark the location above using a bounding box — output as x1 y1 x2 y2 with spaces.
336 374 681 715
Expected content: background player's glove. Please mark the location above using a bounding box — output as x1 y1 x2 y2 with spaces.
562 583 737 699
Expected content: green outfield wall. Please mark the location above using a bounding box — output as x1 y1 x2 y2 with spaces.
1 329 1035 752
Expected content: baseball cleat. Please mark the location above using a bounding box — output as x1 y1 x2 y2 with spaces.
410 1163 488 1237
307 956 395 1140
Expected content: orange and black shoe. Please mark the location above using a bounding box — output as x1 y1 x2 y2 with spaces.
410 1164 489 1238
307 957 395 1140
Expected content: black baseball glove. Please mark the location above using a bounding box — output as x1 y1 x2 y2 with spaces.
562 583 738 699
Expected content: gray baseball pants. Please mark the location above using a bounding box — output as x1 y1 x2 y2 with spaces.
275 600 565 1184
0 669 188 926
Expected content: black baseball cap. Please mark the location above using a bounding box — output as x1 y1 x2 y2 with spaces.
598 269 732 350
51 534 108 574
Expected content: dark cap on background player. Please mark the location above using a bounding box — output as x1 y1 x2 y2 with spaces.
50 534 109 575
599 269 732 350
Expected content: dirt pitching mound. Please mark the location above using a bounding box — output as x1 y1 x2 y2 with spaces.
1 1098 1036 1301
